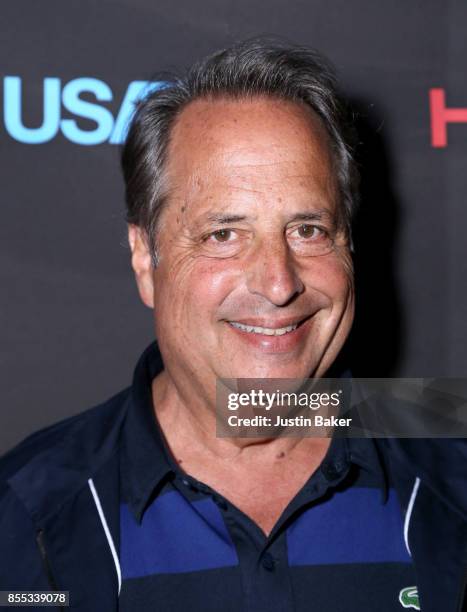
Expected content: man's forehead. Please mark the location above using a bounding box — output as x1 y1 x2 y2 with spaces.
172 94 319 131
165 96 337 208
167 96 334 171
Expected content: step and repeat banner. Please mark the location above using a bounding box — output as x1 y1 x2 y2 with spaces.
1 0 466 452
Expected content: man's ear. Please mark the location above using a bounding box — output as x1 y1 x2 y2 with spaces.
128 224 155 309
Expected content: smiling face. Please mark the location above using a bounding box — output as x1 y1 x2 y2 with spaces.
130 96 355 403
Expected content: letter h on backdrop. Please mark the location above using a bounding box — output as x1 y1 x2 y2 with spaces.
430 88 467 148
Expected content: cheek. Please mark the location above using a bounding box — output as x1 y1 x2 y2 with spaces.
303 252 354 302
194 260 238 300
154 256 240 321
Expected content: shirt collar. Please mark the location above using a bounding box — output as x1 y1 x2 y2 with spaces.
346 436 389 499
120 341 175 523
335 370 389 498
315 432 388 499
121 342 388 523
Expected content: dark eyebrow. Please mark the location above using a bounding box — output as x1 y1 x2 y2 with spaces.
204 213 252 224
289 211 333 223
201 210 335 225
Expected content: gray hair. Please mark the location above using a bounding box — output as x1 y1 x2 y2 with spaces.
121 38 359 266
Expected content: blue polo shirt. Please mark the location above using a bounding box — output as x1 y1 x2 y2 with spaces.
118 343 418 611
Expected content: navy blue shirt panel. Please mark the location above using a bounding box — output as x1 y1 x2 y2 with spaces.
118 343 417 611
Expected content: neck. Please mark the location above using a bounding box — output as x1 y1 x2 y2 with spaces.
152 370 330 464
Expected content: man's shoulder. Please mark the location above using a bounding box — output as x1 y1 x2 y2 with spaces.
0 387 131 489
377 437 467 521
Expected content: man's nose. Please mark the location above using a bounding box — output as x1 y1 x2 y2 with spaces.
245 237 305 306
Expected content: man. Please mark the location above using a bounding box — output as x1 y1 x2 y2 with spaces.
0 39 466 612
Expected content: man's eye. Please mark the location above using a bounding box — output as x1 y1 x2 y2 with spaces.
209 229 234 242
289 224 334 256
295 224 324 239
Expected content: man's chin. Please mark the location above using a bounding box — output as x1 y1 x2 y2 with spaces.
221 359 320 382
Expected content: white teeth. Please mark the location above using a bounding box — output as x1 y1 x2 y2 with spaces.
229 321 298 336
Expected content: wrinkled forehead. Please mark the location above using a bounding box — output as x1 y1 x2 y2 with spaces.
164 96 339 208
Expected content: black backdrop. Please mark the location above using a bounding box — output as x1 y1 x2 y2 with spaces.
2 0 466 453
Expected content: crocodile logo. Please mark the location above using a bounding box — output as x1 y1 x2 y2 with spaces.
399 586 420 610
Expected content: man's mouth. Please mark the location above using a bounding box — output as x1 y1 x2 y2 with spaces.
227 316 310 336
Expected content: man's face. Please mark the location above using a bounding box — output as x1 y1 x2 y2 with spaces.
131 96 354 394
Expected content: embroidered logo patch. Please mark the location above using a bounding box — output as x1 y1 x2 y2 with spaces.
399 586 420 610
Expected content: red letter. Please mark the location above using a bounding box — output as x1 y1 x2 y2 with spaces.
430 88 467 148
